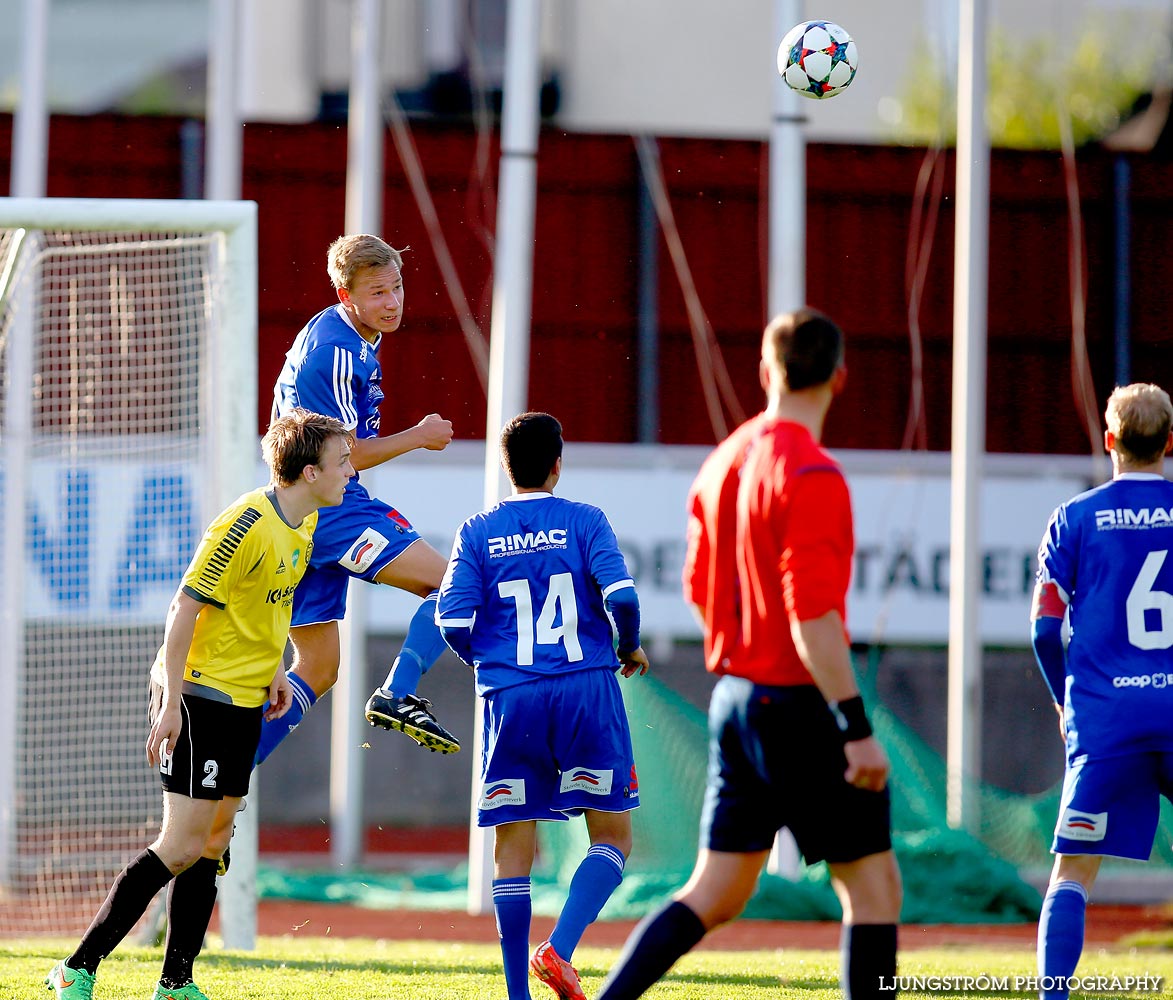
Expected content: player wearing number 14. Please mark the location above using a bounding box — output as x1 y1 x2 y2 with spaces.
438 412 649 1000
1031 383 1173 1000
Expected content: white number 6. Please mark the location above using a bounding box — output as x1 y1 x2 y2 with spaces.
1126 550 1173 650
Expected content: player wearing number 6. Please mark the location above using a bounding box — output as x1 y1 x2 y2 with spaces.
1032 382 1173 1000
437 412 649 1000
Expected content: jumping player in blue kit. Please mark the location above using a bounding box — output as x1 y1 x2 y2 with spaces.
258 233 461 764
1031 383 1173 1000
437 412 650 1000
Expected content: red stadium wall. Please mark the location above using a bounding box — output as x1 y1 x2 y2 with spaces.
1 112 1169 454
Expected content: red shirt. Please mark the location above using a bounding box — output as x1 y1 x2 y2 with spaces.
683 415 853 686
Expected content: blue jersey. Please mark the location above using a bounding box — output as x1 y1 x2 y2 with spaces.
1037 473 1173 759
273 305 384 440
438 492 637 696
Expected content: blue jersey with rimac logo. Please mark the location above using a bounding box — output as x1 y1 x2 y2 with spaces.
1037 473 1173 759
273 304 384 436
438 492 636 696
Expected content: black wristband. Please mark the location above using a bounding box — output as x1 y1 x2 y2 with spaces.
829 695 873 742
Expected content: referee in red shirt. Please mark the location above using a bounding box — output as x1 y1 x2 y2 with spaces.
597 309 901 1000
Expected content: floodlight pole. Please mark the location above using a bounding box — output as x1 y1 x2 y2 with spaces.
331 0 385 876
206 0 257 951
206 0 242 202
764 0 805 882
946 0 990 834
768 0 805 319
12 0 49 197
470 0 542 916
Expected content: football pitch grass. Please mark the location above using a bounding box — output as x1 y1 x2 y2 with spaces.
4 936 1173 1000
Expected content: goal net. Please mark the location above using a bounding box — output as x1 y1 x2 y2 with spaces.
0 199 257 937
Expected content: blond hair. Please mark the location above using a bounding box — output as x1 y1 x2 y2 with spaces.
326 234 405 291
1106 383 1173 465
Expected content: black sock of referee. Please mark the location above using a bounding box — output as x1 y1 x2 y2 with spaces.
841 923 898 1000
69 849 175 975
160 856 220 989
595 900 707 1000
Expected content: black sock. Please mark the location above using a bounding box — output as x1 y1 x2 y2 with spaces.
69 849 174 974
595 900 707 1000
160 856 220 989
841 923 898 1000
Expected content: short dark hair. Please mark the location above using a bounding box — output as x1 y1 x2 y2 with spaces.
762 308 845 391
501 412 563 489
262 408 349 487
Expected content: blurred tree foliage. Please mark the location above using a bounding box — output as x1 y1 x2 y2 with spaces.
892 19 1168 149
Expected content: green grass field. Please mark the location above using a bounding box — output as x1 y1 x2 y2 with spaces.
4 936 1172 999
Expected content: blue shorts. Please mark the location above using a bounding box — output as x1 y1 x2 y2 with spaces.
1053 751 1173 860
699 676 891 865
476 668 639 827
292 480 423 626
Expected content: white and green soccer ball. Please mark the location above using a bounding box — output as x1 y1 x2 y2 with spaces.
778 20 859 100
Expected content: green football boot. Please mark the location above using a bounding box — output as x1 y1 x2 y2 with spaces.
44 960 95 1000
151 982 210 1000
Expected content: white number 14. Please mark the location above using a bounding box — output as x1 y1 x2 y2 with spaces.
498 573 584 666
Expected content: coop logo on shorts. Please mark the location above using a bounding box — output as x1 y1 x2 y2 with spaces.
1112 673 1173 689
480 779 526 810
559 767 613 795
339 528 390 573
1058 808 1107 842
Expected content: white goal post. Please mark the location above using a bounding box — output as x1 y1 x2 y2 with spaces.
0 198 258 945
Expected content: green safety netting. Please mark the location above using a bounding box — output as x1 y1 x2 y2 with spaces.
258 658 1173 923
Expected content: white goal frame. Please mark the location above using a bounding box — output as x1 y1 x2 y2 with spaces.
0 197 258 946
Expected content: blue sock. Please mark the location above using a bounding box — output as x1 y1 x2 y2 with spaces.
550 843 625 961
1038 880 1088 1000
381 592 446 696
492 876 532 1000
254 672 317 766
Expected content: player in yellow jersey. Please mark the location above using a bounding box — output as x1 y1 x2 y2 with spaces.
45 408 352 1000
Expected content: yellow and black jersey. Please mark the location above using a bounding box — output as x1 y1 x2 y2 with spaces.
151 487 317 707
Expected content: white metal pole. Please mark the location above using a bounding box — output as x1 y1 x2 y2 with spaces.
332 0 385 872
0 230 31 888
206 0 242 201
213 204 261 951
12 0 49 198
765 0 804 882
768 0 805 318
946 0 989 834
207 0 250 946
470 0 542 916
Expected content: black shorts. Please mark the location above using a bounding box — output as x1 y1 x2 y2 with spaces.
149 682 261 800
699 676 892 865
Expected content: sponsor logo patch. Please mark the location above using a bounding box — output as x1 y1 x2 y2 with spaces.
339 528 390 573
1095 507 1173 529
1058 808 1107 842
480 778 526 810
559 767 613 795
1112 673 1173 689
488 529 568 557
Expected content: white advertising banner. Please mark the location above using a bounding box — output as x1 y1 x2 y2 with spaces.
14 443 1097 645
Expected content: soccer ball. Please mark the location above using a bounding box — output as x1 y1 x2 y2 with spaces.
778 20 859 100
